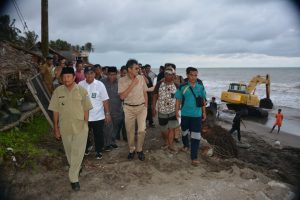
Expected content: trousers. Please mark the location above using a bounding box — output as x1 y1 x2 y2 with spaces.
61 123 88 183
124 104 147 153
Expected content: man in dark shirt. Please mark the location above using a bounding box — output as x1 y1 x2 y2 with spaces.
229 112 245 142
142 65 154 127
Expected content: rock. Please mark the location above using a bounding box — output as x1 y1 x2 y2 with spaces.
7 107 21 123
201 146 214 157
18 102 37 112
0 110 10 125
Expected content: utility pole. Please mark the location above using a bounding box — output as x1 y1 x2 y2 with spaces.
41 0 48 58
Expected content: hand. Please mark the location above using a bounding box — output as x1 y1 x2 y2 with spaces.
202 112 207 121
152 108 156 117
54 128 61 140
105 114 112 124
131 77 139 87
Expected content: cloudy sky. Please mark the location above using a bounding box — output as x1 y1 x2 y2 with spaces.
3 0 300 68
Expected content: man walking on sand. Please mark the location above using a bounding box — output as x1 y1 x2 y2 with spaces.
175 67 206 166
118 59 148 161
48 67 92 191
79 66 111 160
229 112 245 142
152 67 179 151
270 109 283 133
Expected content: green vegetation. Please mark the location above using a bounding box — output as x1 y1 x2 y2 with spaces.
0 113 51 158
0 14 94 52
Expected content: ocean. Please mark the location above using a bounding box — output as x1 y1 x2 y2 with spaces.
153 67 300 136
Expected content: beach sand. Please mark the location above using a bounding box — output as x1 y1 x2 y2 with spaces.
1 117 300 200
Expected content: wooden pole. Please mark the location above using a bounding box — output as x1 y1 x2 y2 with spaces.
41 0 49 58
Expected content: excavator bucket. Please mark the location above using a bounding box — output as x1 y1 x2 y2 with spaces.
259 98 273 109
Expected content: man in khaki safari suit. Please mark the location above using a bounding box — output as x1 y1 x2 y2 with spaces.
48 67 92 191
118 59 148 161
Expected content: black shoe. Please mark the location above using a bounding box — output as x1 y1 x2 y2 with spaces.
104 146 112 152
127 152 135 160
149 124 155 128
71 182 80 191
110 144 118 149
137 151 145 161
96 152 103 160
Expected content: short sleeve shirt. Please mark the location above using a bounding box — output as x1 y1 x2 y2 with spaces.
118 75 147 105
79 79 109 121
175 82 206 117
154 81 177 114
48 84 93 133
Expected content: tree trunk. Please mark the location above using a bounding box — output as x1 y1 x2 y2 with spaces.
41 0 48 58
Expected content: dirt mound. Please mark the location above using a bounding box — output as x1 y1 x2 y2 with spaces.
202 125 238 158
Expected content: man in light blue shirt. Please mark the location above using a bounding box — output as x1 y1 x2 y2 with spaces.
175 67 206 166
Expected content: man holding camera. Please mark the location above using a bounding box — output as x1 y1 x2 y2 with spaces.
175 67 206 166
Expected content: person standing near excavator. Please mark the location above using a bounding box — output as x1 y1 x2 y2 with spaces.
270 109 283 133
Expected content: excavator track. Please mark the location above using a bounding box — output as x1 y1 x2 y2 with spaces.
226 104 268 118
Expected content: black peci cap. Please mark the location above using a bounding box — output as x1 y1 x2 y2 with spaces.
107 66 117 73
61 67 75 76
84 66 95 74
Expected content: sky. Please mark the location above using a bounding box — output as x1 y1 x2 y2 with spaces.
2 0 300 68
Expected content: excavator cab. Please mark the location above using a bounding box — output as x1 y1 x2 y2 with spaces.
221 74 273 118
228 83 247 94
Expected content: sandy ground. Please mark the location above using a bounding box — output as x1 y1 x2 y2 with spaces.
1 118 300 200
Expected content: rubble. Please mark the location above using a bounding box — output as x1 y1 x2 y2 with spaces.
0 41 40 130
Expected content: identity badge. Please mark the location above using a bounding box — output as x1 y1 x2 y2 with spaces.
91 93 96 98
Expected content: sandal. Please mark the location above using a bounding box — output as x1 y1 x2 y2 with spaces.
191 160 200 166
179 147 189 153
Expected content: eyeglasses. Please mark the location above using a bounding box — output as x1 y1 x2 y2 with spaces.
132 67 140 71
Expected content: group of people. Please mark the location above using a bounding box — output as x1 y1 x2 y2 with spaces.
43 56 283 192
45 57 207 191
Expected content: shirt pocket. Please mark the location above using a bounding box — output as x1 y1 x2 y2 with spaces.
58 97 66 111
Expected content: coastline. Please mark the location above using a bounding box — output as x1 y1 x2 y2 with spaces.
218 112 300 149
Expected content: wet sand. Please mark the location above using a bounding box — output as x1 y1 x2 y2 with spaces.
219 109 300 149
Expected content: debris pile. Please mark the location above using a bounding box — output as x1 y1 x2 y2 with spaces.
0 42 39 130
0 42 39 94
202 125 238 158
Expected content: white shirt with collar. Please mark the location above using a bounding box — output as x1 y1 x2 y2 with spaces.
79 79 109 121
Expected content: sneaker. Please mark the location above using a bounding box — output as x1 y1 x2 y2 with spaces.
127 152 135 160
104 146 112 152
110 144 118 149
137 151 145 161
96 152 103 160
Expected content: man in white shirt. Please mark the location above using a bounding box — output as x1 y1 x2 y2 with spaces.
79 66 111 159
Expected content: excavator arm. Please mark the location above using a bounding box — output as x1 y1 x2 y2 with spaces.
246 74 270 98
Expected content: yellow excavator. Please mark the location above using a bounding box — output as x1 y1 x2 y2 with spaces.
221 74 273 117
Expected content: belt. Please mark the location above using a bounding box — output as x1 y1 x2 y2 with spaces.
124 103 145 107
